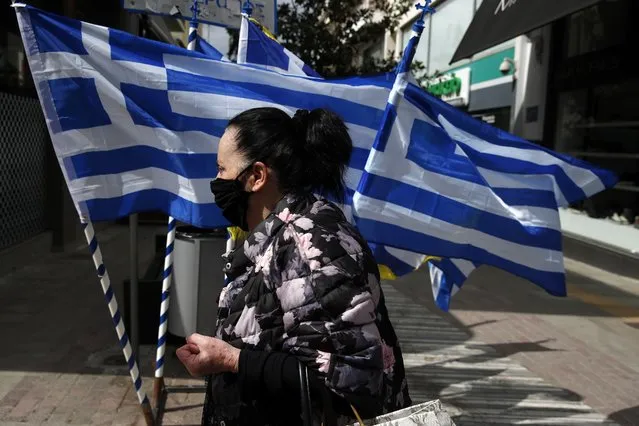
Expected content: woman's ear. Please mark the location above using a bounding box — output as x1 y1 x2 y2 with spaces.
248 161 269 192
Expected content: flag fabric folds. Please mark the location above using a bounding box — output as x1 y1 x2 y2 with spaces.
15 5 392 228
16 5 617 310
235 15 481 306
352 56 618 302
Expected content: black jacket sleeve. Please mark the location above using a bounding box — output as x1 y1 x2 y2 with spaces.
237 349 352 424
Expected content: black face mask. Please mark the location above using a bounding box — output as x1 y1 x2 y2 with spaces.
210 164 254 231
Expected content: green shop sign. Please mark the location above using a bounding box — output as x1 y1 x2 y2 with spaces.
426 73 462 98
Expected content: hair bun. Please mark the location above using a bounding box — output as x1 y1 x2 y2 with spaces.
292 109 311 140
293 109 310 120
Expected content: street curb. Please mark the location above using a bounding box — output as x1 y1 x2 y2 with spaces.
563 234 639 280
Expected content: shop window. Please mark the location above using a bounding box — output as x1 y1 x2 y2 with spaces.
554 79 639 223
563 0 629 59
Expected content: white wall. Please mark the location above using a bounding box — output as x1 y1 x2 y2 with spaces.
510 25 552 141
428 0 475 73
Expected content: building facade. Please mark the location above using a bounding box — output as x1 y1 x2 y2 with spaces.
376 0 638 254
545 0 638 250
375 0 516 132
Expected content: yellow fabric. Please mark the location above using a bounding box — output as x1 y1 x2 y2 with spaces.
378 255 442 281
423 255 442 264
350 404 366 426
227 226 248 245
248 16 278 42
378 264 397 280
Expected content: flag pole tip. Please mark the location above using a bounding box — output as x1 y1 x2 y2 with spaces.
242 1 253 16
415 1 436 17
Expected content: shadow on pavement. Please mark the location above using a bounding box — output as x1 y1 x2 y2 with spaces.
382 283 615 425
607 406 639 426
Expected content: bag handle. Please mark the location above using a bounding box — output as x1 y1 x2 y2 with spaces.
298 362 366 426
298 361 313 426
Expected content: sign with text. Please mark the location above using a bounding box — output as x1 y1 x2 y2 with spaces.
122 0 277 33
426 67 471 107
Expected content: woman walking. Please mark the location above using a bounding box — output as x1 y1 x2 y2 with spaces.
177 107 411 425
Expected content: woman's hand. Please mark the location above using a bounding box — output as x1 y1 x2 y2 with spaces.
176 333 241 377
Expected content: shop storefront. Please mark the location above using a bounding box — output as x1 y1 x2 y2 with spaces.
426 49 515 132
548 0 638 227
453 0 639 254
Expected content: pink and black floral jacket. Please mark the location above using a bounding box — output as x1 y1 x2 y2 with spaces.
202 193 411 425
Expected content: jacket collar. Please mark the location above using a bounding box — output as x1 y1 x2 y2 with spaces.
223 193 314 279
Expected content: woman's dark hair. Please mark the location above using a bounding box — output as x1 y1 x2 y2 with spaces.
227 107 352 201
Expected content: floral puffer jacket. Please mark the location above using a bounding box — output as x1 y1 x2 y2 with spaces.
202 193 411 425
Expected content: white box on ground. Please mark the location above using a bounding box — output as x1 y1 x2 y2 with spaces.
168 227 227 338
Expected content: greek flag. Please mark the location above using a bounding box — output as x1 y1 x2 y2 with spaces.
236 14 479 307
16 5 616 310
353 61 618 303
14 5 391 228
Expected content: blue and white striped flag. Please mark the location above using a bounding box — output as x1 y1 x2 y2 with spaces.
14 5 392 228
237 14 321 78
353 36 618 304
16 5 617 311
237 8 477 307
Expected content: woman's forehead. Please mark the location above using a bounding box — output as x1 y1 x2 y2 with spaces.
218 127 240 162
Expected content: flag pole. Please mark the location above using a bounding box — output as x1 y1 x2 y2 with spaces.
151 0 204 412
389 1 434 103
221 2 254 275
12 3 155 424
358 0 434 199
82 222 155 426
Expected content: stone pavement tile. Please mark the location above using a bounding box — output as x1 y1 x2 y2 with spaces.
32 374 79 424
163 388 205 425
4 372 60 423
0 375 40 420
386 260 639 426
111 402 144 426
0 374 25 418
88 376 135 425
44 375 98 424
66 375 113 425
155 374 206 425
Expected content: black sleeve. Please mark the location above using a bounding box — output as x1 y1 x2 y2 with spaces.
237 349 352 422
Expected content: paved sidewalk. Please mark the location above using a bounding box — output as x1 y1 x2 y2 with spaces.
391 260 639 425
0 224 621 425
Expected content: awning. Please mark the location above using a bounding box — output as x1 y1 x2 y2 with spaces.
450 0 604 64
